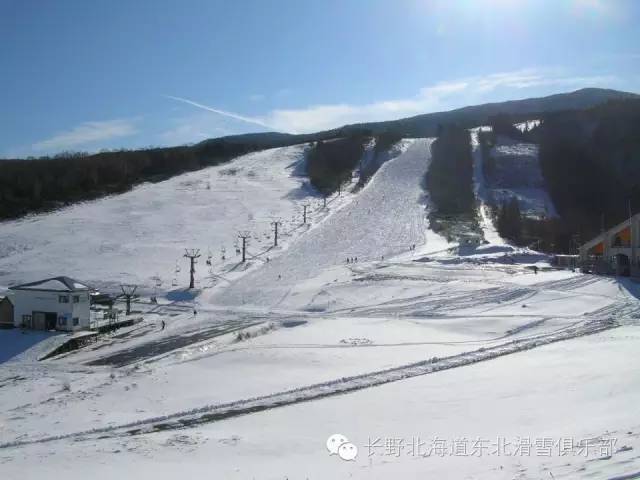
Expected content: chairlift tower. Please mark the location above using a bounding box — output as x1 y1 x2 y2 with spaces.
302 204 309 224
120 284 137 316
271 220 282 247
184 248 201 289
238 231 251 262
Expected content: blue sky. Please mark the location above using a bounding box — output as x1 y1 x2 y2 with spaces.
1 0 639 157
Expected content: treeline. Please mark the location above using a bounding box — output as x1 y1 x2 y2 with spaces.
538 99 640 247
425 125 478 235
0 139 300 221
306 135 367 194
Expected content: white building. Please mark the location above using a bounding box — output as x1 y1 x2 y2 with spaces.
9 277 92 331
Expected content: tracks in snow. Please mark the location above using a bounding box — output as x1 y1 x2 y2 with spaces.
0 317 618 450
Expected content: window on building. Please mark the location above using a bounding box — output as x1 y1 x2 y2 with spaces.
22 314 32 326
72 317 79 326
58 295 69 303
73 295 80 303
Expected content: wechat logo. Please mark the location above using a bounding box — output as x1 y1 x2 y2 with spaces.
326 433 358 461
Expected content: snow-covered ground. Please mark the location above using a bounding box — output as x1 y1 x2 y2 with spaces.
1 135 639 479
2 260 638 479
514 119 541 132
11 324 635 480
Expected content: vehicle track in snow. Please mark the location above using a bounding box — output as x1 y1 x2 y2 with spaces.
0 317 617 450
336 268 625 318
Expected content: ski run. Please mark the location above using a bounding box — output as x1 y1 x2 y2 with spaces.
1 135 640 480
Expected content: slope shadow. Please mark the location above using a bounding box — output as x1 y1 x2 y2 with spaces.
616 276 640 303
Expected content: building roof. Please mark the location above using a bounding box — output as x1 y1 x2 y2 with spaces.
580 211 640 252
9 276 90 292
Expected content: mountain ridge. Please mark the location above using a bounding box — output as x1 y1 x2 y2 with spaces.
197 87 639 147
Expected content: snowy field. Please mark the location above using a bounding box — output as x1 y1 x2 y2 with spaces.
1 135 639 479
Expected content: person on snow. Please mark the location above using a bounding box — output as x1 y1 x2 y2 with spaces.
161 320 166 330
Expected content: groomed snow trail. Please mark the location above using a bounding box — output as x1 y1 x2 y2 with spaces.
471 128 504 245
210 139 433 308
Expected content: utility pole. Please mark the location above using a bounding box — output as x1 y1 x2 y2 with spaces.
238 231 250 262
120 284 137 316
271 220 282 247
629 198 635 267
184 248 201 289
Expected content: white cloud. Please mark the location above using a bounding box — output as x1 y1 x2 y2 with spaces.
32 118 137 152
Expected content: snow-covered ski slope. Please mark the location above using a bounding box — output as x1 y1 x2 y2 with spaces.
208 138 449 309
471 127 504 245
0 144 330 292
3 131 640 479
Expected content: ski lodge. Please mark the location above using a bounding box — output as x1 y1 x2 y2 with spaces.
579 213 640 276
0 295 14 328
8 276 93 331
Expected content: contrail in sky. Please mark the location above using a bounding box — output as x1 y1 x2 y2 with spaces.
164 95 275 130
